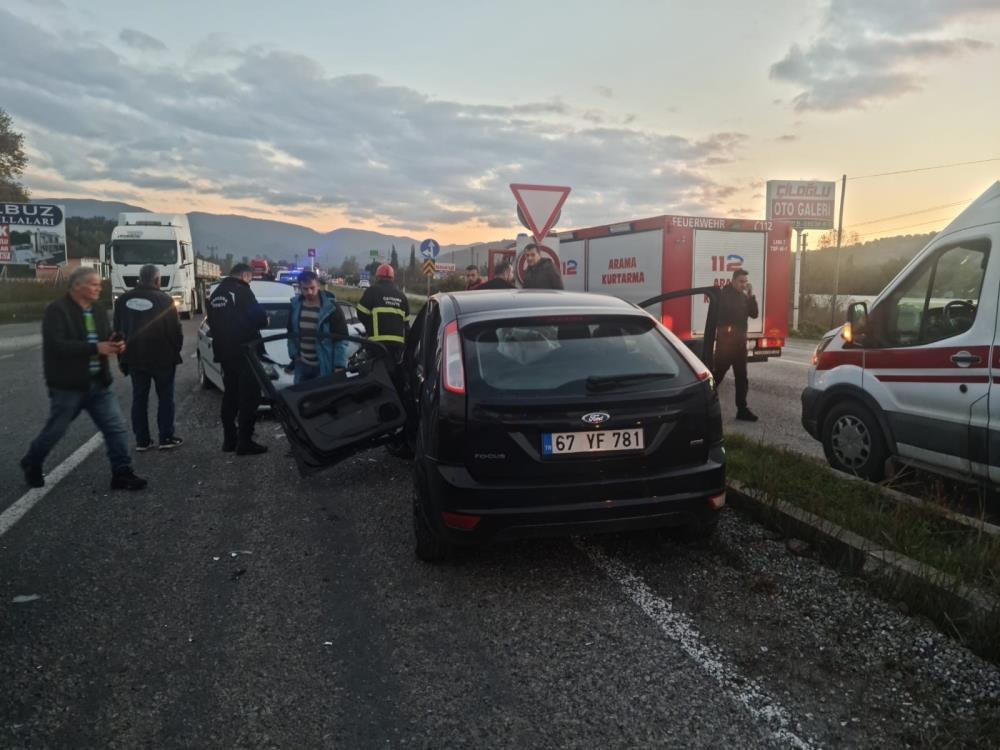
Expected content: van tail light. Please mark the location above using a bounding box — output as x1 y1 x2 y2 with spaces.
756 337 785 349
442 320 466 394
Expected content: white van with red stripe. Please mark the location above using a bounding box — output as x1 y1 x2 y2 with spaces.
802 182 1000 483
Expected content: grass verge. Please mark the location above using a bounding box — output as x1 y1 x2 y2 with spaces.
326 284 427 313
725 432 1000 660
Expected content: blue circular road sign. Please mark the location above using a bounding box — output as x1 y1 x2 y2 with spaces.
420 238 440 259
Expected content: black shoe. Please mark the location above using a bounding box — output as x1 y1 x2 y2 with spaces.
236 441 268 455
222 436 238 452
736 408 759 422
135 442 153 452
20 458 44 488
111 469 148 491
158 437 184 450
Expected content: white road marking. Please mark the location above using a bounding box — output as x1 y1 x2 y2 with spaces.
771 357 811 368
0 433 103 538
0 353 14 360
577 539 817 750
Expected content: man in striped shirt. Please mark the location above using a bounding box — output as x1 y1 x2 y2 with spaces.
287 271 348 384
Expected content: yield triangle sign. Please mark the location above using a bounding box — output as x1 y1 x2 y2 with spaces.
510 183 571 245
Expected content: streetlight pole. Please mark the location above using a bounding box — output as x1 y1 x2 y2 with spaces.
830 174 847 327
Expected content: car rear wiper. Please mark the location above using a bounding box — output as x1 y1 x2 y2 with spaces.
586 372 675 391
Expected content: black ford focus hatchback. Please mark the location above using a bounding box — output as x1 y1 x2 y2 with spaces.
254 290 725 561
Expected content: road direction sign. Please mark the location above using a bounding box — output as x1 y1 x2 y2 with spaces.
420 238 440 260
422 259 436 276
369 249 379 257
435 262 456 273
307 248 316 258
510 183 571 246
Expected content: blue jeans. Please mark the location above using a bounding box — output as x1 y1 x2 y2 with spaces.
130 367 176 444
24 384 132 474
293 361 321 385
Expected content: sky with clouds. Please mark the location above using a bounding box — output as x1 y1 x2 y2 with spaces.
4 0 1000 243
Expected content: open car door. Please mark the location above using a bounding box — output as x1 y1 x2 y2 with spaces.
246 332 408 475
639 286 720 371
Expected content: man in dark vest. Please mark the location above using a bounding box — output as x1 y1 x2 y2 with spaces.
113 264 184 450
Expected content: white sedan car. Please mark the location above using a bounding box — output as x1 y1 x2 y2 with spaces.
197 281 365 395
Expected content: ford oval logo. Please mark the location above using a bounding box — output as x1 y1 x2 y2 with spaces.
581 412 610 425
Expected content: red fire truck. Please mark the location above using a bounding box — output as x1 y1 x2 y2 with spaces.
492 214 792 361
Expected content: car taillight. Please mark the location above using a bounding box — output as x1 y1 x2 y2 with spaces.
708 492 726 510
442 511 480 530
442 320 465 394
697 369 715 390
756 337 784 349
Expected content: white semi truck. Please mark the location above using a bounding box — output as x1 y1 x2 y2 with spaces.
100 213 220 319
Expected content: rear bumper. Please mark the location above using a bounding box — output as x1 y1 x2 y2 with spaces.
423 445 725 544
801 386 823 439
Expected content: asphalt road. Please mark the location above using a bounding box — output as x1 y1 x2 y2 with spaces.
717 338 824 461
2 320 998 749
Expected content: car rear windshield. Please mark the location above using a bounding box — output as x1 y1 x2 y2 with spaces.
262 303 290 330
461 315 695 397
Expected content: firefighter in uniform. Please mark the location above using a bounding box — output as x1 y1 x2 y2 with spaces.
357 264 410 363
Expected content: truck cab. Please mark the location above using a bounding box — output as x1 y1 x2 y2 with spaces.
802 182 1000 485
102 213 200 319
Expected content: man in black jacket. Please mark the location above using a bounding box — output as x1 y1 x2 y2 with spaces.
479 260 516 289
20 267 147 490
712 268 759 422
207 264 269 454
521 244 564 290
114 264 184 451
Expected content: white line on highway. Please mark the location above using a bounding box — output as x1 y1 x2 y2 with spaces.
577 539 817 750
0 433 103 538
0 353 13 360
771 358 810 368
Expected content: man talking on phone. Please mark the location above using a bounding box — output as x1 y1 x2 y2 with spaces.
20 267 147 490
712 268 759 422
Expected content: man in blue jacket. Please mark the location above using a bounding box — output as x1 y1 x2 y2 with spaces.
287 271 349 384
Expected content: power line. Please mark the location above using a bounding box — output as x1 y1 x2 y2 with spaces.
851 199 971 227
848 157 1000 180
854 216 953 239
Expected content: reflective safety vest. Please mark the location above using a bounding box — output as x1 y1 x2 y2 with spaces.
357 282 410 345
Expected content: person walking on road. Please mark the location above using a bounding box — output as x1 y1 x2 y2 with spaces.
357 263 409 363
464 265 485 290
20 267 147 490
712 268 759 422
479 260 516 289
287 270 349 384
521 244 563 290
207 263 269 455
113 264 184 451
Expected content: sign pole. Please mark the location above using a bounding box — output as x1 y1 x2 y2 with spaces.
830 174 847 327
792 229 802 332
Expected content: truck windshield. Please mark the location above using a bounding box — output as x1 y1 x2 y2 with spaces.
112 240 178 265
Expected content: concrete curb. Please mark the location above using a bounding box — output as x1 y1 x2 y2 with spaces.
726 480 999 628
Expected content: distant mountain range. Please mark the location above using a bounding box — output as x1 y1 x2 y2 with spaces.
43 198 515 268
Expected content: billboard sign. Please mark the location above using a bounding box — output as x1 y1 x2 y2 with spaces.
0 203 68 265
765 181 835 229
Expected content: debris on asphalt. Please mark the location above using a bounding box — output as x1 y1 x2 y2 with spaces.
786 538 812 556
230 568 246 582
12 594 41 604
212 556 220 561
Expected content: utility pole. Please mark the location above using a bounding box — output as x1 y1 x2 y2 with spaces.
792 232 807 331
830 174 847 327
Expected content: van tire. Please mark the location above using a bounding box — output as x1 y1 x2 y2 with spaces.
821 401 887 481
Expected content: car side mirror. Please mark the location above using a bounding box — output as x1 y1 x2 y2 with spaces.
844 301 869 344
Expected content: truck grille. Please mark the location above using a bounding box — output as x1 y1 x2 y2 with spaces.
121 275 169 288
